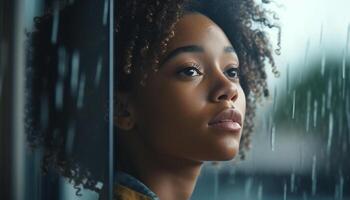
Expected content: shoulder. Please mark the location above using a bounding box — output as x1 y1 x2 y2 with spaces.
114 184 154 200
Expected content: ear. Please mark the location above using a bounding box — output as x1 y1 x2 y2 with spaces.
114 92 136 131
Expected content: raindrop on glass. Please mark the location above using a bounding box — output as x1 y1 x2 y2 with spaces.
55 81 64 110
213 167 219 200
321 93 326 118
103 0 108 26
306 90 311 132
313 100 318 128
327 78 332 109
51 1 59 44
303 192 308 200
339 175 344 200
321 52 326 76
327 113 334 156
283 181 287 200
311 155 317 196
95 56 103 88
292 90 296 119
70 51 80 96
58 46 67 77
257 183 263 200
273 85 277 112
290 170 295 193
244 177 253 198
55 47 67 110
342 51 346 80
77 74 86 109
271 124 276 151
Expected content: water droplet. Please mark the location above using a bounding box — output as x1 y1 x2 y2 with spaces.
283 181 287 200
321 52 326 76
257 183 263 200
322 93 326 118
311 155 317 196
327 78 332 109
342 51 346 80
51 1 59 44
55 81 64 110
103 0 108 26
290 170 295 193
346 99 350 145
77 74 86 109
342 78 346 100
213 168 219 200
327 113 334 156
339 175 344 200
313 100 318 128
244 177 253 198
306 90 311 132
335 183 339 199
303 192 308 200
70 51 80 96
271 124 276 151
95 56 103 88
292 90 296 119
273 85 277 112
58 46 67 77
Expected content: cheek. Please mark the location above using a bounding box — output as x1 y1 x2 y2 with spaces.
133 79 208 152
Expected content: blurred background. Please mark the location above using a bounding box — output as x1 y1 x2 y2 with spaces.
0 0 349 199
192 0 350 199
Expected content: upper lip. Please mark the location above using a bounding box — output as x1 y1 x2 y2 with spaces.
208 108 242 126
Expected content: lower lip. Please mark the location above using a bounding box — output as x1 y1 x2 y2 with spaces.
208 121 241 132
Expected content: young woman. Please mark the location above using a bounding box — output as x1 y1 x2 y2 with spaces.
28 0 279 199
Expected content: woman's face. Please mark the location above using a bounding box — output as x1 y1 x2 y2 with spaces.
128 13 246 162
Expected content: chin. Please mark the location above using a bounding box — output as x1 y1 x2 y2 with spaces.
202 142 240 161
215 148 239 161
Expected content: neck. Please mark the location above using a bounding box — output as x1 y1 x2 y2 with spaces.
118 133 203 200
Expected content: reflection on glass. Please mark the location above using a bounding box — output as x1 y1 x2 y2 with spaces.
22 0 111 199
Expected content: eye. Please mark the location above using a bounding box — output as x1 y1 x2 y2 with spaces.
224 66 240 80
177 63 203 77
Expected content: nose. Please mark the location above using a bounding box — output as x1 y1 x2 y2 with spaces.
210 69 239 103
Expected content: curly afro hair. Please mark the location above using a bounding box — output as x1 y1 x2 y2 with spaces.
26 0 280 198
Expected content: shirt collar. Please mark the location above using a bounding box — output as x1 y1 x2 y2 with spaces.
116 171 160 200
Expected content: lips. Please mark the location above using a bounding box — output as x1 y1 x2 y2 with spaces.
208 108 242 132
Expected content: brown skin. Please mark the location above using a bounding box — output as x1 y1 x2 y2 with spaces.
116 13 246 200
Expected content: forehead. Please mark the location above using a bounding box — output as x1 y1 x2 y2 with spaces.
166 13 233 55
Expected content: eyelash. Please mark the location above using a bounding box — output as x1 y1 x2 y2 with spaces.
224 66 240 80
177 63 203 77
177 63 240 80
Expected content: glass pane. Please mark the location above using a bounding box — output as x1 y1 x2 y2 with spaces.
22 0 112 199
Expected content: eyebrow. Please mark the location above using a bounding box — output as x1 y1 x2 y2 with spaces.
161 45 204 65
161 45 236 65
